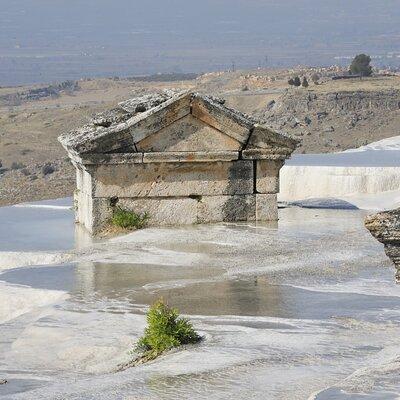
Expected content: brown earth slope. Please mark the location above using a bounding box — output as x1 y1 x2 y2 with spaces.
1 70 399 206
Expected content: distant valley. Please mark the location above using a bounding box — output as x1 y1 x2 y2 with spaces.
1 0 400 85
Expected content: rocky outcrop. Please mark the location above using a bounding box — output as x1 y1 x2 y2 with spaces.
0 81 79 106
257 89 400 132
267 89 400 116
255 89 400 153
365 209 400 282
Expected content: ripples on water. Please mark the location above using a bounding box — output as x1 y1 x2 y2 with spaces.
0 199 399 399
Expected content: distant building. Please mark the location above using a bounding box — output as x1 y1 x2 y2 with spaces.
59 91 298 234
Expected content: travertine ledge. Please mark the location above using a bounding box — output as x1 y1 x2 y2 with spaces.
365 208 400 282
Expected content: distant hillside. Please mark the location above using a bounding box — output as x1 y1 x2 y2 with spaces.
1 69 400 205
255 87 400 153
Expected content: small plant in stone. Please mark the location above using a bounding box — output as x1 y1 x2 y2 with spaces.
111 207 149 230
135 300 201 363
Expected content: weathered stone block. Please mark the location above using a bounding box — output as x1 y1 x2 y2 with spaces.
73 125 134 155
75 191 111 233
115 197 198 226
80 153 143 165
136 114 242 152
91 161 254 198
98 195 258 228
76 167 94 196
256 160 283 194
130 93 191 143
247 124 299 150
197 195 256 223
191 97 251 144
76 193 279 233
242 149 288 160
142 151 239 163
256 194 278 221
91 198 113 233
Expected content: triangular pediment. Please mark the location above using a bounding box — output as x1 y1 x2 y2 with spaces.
59 91 299 162
129 93 251 153
136 114 242 152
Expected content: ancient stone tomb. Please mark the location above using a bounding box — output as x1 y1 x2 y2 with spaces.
59 91 298 234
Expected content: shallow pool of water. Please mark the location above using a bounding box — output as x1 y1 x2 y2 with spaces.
0 202 399 400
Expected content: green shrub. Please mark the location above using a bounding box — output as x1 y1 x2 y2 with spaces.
350 53 372 77
111 207 149 230
289 76 301 87
135 300 201 361
293 76 301 87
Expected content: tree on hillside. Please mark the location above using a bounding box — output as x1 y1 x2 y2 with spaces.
288 76 301 87
293 76 301 87
302 77 309 88
349 54 372 77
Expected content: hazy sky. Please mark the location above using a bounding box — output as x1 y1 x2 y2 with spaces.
1 0 400 84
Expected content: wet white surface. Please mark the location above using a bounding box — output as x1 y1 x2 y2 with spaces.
0 199 399 399
280 137 400 210
0 198 74 253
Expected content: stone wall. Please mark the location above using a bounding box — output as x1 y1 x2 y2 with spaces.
75 158 281 233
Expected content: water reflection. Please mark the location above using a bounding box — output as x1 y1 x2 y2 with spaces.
73 264 287 317
2 207 400 399
0 200 74 252
73 262 224 299
3 261 400 321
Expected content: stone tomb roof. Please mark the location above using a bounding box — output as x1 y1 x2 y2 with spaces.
59 91 299 165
